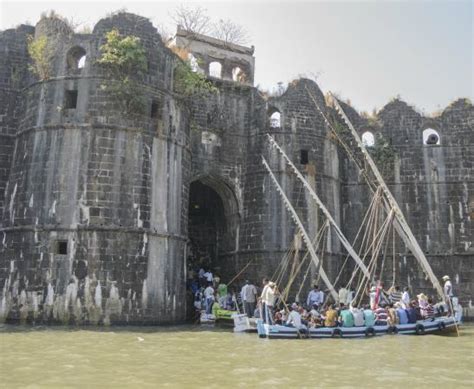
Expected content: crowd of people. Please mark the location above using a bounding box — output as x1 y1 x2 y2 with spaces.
187 264 458 330
256 275 458 331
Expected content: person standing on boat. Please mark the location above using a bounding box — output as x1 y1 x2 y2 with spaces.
368 286 377 310
306 285 323 309
401 287 410 309
241 280 257 317
442 275 454 315
261 281 276 324
204 282 215 315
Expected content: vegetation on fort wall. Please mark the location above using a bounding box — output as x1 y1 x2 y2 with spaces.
174 62 218 97
367 135 397 176
98 29 147 115
27 35 53 80
171 46 217 97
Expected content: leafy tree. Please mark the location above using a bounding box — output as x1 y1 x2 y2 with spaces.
98 29 147 75
27 35 53 80
98 29 147 115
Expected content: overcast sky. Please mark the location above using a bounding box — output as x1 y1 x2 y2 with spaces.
1 0 472 114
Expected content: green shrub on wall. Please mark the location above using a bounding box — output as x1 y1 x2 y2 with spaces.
98 29 147 115
174 61 218 97
27 35 53 80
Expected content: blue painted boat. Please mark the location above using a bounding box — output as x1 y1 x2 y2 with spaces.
256 316 460 339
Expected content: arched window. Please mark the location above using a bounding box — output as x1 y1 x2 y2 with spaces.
67 46 86 71
209 61 222 78
423 128 440 145
270 111 281 128
232 67 246 82
362 131 375 147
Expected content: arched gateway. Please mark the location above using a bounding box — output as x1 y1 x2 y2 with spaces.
187 176 241 278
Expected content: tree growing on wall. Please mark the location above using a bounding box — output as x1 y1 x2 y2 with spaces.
27 35 53 80
97 29 147 115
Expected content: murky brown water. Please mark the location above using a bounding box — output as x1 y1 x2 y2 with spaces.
0 324 473 388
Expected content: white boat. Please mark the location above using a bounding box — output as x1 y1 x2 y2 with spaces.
232 313 257 333
256 315 461 339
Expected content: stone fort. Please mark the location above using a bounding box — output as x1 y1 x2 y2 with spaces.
0 12 472 324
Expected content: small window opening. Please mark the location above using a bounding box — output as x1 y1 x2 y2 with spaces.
66 46 87 71
64 90 78 109
151 100 159 118
362 131 375 147
57 241 68 255
209 61 222 78
270 111 281 128
232 67 246 82
77 55 86 69
300 150 309 165
423 128 440 145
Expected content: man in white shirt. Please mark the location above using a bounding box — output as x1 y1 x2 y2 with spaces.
401 287 410 309
306 285 323 308
204 283 215 314
241 280 257 317
442 275 453 298
442 275 454 315
286 303 306 330
260 280 276 324
350 306 365 327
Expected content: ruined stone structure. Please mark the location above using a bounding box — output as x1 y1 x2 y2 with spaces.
0 13 472 325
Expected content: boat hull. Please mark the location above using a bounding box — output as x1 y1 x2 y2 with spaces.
256 316 460 339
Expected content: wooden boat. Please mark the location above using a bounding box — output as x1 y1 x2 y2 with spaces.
256 315 461 339
200 308 239 327
232 313 258 333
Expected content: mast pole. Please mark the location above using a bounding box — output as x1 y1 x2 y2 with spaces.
267 133 372 281
328 94 445 301
262 156 339 302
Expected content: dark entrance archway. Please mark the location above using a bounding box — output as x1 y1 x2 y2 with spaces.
187 177 240 276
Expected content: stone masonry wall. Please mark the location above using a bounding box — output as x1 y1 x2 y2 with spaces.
0 11 472 325
0 13 190 324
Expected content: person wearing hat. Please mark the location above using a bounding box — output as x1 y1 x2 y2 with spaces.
368 285 377 310
442 275 453 315
260 279 277 324
442 275 453 299
241 280 257 317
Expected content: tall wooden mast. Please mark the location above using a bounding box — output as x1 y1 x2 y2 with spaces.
262 156 339 301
